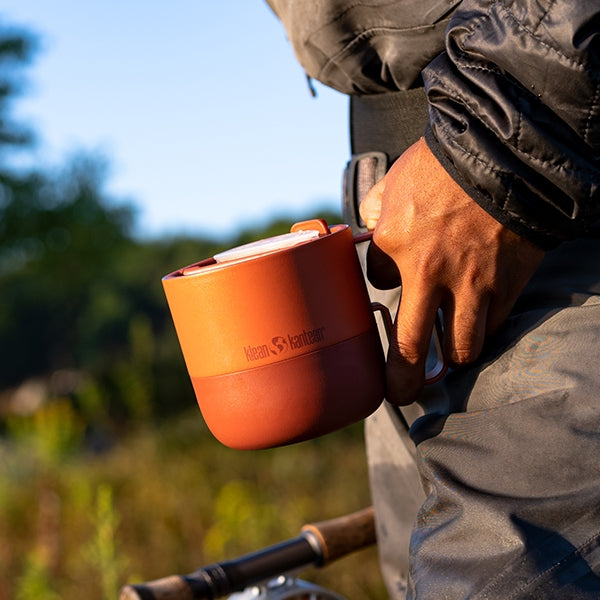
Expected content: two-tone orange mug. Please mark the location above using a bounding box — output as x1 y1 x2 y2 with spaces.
162 219 443 450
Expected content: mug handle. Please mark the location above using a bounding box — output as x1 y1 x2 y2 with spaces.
290 222 447 385
371 303 446 385
353 230 447 385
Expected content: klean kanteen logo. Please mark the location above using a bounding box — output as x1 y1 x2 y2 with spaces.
243 326 326 362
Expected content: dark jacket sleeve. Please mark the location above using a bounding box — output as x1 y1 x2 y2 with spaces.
265 0 460 93
423 0 600 249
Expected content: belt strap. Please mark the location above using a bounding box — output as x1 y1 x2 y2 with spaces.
344 88 429 233
350 88 429 163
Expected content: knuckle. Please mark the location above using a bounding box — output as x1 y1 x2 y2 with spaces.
389 337 424 367
371 223 396 254
447 336 482 366
448 348 476 366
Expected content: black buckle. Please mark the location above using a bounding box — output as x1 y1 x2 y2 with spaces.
342 151 387 234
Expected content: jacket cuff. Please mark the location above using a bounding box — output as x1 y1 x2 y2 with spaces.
424 126 560 250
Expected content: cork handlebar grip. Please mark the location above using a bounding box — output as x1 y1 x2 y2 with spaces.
119 507 376 600
301 506 376 565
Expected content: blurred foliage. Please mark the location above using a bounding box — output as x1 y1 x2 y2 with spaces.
0 21 37 152
1 407 386 600
0 17 384 600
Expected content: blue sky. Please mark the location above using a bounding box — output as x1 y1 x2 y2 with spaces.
2 1 350 239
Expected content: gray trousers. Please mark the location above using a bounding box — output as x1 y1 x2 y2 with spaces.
364 237 600 599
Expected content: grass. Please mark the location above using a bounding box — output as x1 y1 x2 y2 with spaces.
1 402 387 600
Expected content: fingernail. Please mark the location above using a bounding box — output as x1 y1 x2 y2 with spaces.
365 217 378 230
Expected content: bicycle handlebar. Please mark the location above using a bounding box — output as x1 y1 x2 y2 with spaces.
119 506 376 600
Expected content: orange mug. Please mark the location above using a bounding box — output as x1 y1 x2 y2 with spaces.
162 219 444 450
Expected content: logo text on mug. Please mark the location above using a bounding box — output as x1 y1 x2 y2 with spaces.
243 326 327 362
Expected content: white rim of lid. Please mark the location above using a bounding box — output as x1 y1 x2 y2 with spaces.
213 229 321 264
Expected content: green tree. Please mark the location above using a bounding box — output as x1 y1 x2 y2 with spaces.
0 22 36 158
0 155 136 387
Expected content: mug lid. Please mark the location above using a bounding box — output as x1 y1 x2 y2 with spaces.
213 229 321 264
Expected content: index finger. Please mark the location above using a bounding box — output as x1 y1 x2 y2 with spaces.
386 280 442 406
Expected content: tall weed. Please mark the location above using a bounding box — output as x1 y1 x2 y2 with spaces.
84 484 128 600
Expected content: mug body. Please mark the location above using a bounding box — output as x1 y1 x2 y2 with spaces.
162 222 384 449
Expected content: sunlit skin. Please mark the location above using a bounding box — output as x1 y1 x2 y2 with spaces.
360 137 546 405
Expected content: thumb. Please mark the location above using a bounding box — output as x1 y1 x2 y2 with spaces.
359 177 385 230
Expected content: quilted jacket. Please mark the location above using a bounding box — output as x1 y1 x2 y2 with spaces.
267 0 600 249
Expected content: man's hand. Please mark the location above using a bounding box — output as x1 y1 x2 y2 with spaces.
360 138 545 405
